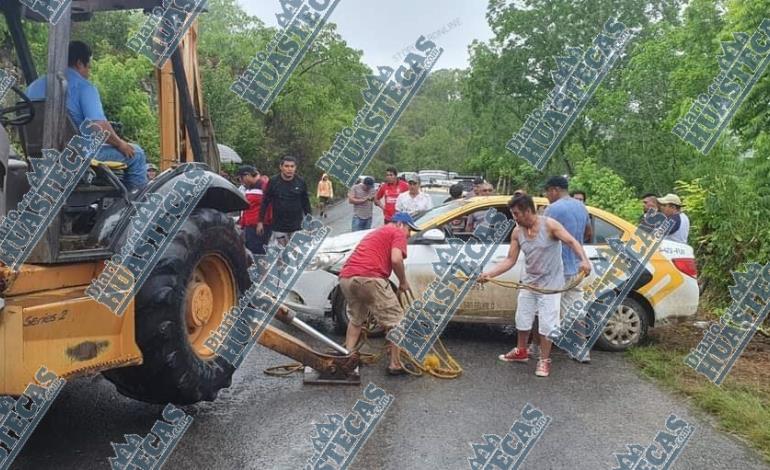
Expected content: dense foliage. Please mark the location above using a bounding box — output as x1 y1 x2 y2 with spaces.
458 0 770 300
1 0 767 301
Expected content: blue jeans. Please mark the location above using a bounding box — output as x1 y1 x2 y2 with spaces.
95 144 148 191
351 216 372 232
244 226 269 255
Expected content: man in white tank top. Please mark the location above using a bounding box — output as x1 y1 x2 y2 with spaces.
479 195 592 377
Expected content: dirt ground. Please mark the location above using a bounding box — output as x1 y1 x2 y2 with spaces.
648 312 770 394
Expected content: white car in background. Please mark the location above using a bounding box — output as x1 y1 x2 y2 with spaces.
286 196 700 351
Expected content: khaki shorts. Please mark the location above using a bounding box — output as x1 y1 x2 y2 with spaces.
339 277 404 329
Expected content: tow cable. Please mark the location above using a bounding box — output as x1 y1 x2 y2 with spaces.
455 271 587 294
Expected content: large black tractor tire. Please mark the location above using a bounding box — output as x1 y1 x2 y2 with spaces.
104 208 251 405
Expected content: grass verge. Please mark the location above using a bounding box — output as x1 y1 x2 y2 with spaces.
627 344 770 462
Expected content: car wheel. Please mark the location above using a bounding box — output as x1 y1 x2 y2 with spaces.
595 297 650 352
331 286 385 337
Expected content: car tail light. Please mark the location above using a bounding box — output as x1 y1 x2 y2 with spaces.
673 258 698 278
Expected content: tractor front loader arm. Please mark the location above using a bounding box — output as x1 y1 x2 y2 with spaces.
257 325 359 380
255 306 360 383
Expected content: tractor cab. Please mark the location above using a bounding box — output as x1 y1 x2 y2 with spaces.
0 0 225 264
0 0 361 407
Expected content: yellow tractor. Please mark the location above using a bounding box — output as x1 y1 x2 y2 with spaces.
0 0 358 404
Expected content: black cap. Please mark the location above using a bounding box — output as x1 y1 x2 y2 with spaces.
543 176 569 190
236 165 256 176
473 177 484 185
363 177 375 186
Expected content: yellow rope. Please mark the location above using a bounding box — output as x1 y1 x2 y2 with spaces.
393 290 463 379
264 290 464 379
456 271 586 294
264 363 304 376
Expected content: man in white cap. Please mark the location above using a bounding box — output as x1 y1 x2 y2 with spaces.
395 177 433 216
657 194 689 243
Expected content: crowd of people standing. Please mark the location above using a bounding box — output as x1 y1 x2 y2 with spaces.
229 157 691 378
231 157 689 255
347 167 434 232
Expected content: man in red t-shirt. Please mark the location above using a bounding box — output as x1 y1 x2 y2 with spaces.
375 167 409 223
339 212 418 375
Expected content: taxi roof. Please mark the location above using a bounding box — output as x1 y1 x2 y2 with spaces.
429 195 636 234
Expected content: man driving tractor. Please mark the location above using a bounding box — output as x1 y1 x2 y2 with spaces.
26 40 148 191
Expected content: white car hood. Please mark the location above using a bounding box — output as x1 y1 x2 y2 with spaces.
321 229 373 253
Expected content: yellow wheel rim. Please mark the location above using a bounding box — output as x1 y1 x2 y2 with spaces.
185 254 236 359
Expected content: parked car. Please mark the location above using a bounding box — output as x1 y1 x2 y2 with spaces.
418 170 449 187
286 196 700 351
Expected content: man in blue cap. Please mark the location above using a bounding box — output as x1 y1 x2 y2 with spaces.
338 212 419 375
544 175 592 363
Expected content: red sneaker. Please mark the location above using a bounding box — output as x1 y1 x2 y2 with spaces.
498 347 529 363
535 358 552 377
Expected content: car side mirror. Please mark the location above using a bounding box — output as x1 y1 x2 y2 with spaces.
421 228 446 242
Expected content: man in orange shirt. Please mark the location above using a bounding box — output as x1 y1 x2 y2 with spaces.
317 173 334 218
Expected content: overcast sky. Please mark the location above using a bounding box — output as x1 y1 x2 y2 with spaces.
237 0 494 70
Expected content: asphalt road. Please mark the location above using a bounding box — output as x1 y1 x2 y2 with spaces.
10 199 769 470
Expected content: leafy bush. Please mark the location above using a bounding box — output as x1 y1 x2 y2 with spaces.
568 158 640 223
90 55 159 160
677 154 770 300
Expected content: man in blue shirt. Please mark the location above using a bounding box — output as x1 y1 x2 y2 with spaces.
544 176 593 362
26 41 148 191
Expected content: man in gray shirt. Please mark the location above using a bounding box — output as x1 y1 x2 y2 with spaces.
480 195 591 378
348 177 376 231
